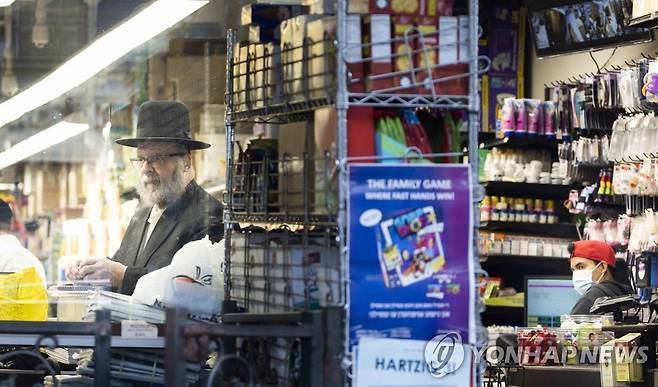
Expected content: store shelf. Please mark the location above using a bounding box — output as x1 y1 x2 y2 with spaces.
480 254 568 263
483 181 574 199
231 96 334 124
576 128 613 137
480 136 558 151
479 221 580 239
628 11 658 29
228 212 337 227
347 92 469 109
0 321 164 349
484 294 524 308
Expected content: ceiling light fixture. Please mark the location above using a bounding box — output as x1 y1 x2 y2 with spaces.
0 1 16 7
0 120 90 170
0 0 208 128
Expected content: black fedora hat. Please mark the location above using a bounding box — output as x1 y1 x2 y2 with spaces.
116 101 210 150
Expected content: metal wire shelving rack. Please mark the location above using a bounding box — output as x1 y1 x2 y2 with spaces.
221 0 489 384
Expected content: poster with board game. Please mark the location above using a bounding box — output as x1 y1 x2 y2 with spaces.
348 164 474 347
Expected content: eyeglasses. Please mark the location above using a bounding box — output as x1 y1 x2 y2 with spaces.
130 153 186 168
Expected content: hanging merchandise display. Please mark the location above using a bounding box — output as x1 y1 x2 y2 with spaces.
348 164 474 346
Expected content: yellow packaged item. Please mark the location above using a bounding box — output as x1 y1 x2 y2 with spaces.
0 267 48 321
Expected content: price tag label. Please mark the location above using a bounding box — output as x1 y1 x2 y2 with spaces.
121 320 158 339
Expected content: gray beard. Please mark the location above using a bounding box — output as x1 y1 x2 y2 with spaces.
136 166 187 207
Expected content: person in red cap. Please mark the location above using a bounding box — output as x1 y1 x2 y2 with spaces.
569 240 633 315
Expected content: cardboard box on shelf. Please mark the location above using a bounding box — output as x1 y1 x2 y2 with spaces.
363 14 393 92
281 15 322 102
277 121 314 214
303 0 336 14
248 43 266 108
166 54 225 104
232 42 250 111
632 0 658 19
249 25 280 44
391 15 417 94
263 43 282 106
307 16 336 99
313 107 338 214
241 3 308 26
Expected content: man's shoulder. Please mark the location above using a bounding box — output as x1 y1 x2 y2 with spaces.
188 182 223 212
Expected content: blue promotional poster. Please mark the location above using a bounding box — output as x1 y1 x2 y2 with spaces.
348 164 474 347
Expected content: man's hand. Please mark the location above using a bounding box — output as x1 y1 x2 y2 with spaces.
77 257 127 289
65 258 83 280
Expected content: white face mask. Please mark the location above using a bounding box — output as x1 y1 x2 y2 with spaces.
572 262 605 295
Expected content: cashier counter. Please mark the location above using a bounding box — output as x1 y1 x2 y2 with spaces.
499 324 658 387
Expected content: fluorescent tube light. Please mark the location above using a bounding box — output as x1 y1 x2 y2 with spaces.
0 120 90 170
0 1 15 7
0 0 208 128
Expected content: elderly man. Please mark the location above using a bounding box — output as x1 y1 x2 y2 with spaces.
67 101 223 294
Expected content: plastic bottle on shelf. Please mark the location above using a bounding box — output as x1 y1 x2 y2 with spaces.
481 196 491 223
499 197 509 222
531 199 543 223
603 169 613 200
514 198 525 222
545 200 557 224
539 199 548 224
491 196 500 221
523 198 533 222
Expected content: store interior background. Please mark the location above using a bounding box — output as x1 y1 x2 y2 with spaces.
0 0 258 285
0 0 650 322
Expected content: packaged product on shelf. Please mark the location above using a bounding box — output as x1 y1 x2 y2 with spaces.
457 15 469 61
500 97 517 137
290 245 340 309
490 196 500 221
345 14 365 92
347 107 376 158
362 14 393 91
241 3 308 26
545 200 556 224
614 333 644 383
347 0 369 14
480 196 491 222
415 16 439 95
526 99 542 136
391 15 417 93
542 101 557 138
517 327 560 366
512 99 527 135
436 16 466 95
307 16 337 99
369 0 454 16
438 16 458 65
